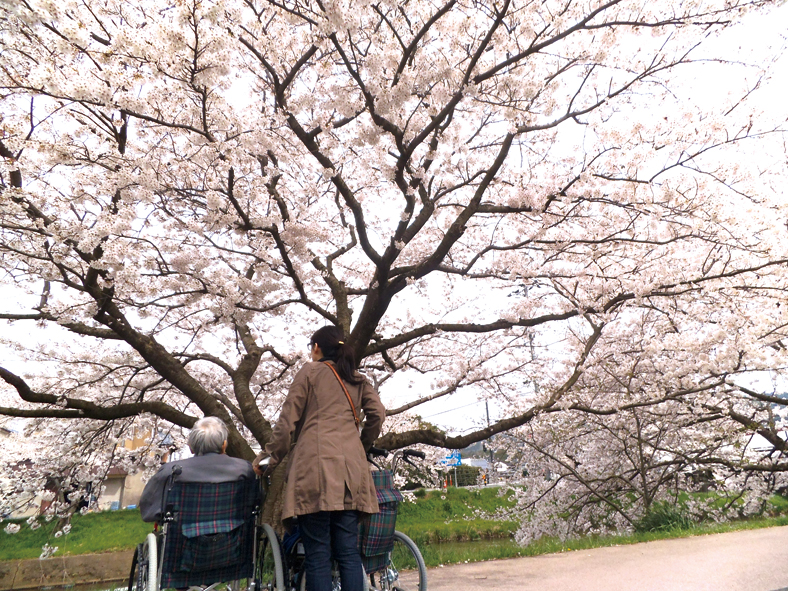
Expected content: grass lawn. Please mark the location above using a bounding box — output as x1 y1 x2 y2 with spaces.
0 509 153 561
400 489 788 567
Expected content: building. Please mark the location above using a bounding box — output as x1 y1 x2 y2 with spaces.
97 428 175 511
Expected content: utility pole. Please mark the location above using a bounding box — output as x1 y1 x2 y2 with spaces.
486 401 494 477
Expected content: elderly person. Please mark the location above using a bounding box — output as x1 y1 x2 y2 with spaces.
254 325 386 591
139 416 254 522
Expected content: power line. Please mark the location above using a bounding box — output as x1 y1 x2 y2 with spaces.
421 399 485 419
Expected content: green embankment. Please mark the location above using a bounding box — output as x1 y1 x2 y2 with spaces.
393 486 522 566
395 486 518 544
2 488 788 568
397 488 788 566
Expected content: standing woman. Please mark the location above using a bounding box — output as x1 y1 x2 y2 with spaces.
254 326 386 591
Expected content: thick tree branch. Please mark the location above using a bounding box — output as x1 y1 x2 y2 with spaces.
0 313 123 340
231 323 276 444
0 366 197 426
379 321 603 448
730 382 788 407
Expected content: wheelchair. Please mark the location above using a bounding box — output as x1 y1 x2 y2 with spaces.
128 476 285 591
277 448 428 591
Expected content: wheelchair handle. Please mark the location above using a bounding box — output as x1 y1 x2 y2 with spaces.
368 446 389 458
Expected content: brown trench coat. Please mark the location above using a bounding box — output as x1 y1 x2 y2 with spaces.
260 361 386 520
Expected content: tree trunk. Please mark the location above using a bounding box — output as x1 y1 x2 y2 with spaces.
261 457 291 538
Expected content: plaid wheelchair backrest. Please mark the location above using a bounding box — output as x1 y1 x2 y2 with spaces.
360 469 403 574
160 478 260 589
371 469 403 504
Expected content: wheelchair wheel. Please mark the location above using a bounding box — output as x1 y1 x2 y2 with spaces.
368 531 426 591
128 533 158 591
285 534 306 591
256 523 285 591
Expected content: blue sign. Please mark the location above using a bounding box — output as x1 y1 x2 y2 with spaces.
441 451 462 467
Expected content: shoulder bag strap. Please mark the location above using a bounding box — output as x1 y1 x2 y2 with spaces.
323 362 360 429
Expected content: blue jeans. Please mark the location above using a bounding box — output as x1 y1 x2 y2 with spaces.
299 510 363 591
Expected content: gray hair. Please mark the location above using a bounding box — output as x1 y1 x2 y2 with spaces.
187 417 228 455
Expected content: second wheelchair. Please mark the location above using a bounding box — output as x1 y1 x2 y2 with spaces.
276 447 427 591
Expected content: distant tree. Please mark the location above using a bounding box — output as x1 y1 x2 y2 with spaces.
505 400 783 542
500 309 788 541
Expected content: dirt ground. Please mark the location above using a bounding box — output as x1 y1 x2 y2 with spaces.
425 526 788 591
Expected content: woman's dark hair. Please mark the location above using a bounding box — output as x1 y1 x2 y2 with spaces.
311 326 362 385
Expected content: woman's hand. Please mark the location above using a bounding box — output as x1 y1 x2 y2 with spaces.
253 453 271 476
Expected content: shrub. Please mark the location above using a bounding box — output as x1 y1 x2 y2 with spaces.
634 501 694 533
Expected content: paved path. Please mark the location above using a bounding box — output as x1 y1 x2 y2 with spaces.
425 526 788 591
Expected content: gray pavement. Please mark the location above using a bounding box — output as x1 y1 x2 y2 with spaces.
425 526 788 591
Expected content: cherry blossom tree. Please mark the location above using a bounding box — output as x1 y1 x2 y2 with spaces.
497 307 788 541
501 404 785 543
1 0 788 522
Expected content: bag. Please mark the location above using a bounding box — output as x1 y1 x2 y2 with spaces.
359 469 403 573
179 519 244 572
